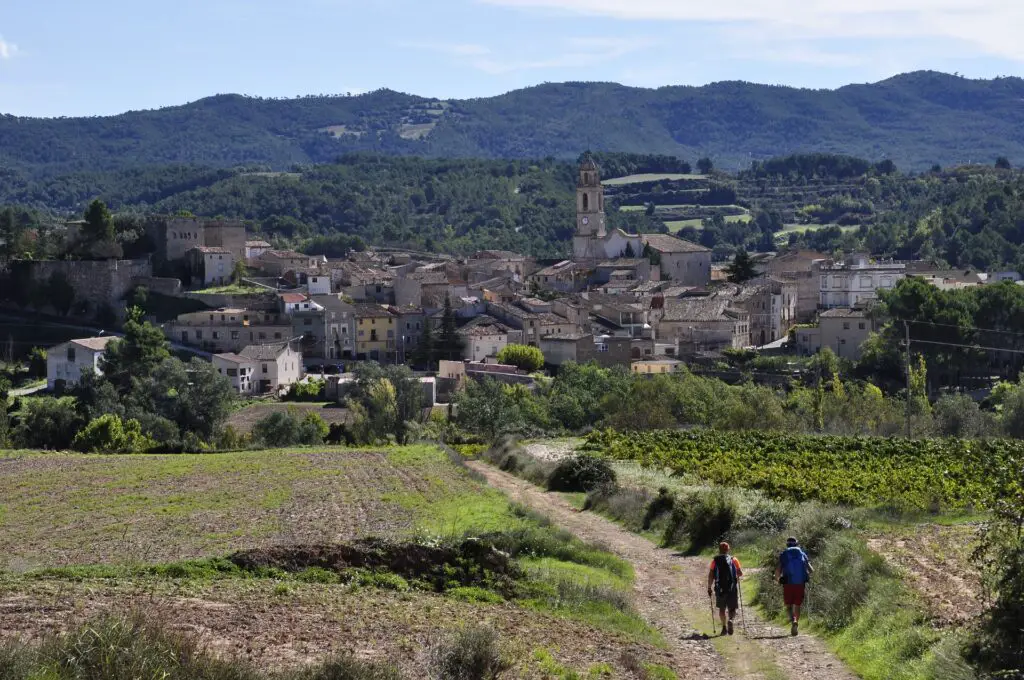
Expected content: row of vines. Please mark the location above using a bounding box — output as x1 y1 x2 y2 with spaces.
584 429 1024 510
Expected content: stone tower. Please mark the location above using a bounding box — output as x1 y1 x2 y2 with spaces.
573 154 607 260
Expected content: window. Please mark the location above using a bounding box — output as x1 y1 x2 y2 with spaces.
258 332 266 340
859 276 872 288
67 347 76 362
274 333 282 340
841 339 847 345
303 318 312 326
843 322 850 330
196 330 203 340
262 364 268 374
227 369 237 377
231 331 240 340
582 193 589 211
181 332 188 343
359 330 365 337
859 322 866 330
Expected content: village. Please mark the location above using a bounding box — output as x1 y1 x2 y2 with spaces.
15 155 1020 406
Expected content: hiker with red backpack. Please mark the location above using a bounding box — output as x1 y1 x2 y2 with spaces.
707 542 743 635
775 536 814 636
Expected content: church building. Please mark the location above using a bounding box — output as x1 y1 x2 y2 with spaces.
572 155 643 263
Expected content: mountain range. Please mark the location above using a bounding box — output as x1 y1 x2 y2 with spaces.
2 71 1024 177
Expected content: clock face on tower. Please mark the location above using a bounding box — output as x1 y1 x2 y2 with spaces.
582 217 589 225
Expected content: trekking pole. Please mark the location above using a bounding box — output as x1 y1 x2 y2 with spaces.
709 592 717 636
738 581 748 637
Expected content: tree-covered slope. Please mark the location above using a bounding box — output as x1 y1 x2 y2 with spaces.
3 72 1024 175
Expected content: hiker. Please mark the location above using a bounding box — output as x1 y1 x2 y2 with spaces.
707 541 743 635
775 536 813 637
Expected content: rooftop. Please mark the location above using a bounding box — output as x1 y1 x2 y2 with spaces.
642 234 710 254
819 308 868 319
352 303 395 318
472 250 523 260
534 260 581 278
213 352 251 365
264 249 308 260
279 293 308 304
240 343 293 361
70 336 118 352
457 315 511 337
191 246 232 255
245 240 272 248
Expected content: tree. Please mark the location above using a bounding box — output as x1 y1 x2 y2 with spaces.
231 259 248 284
83 199 115 245
437 294 465 362
996 156 1012 170
15 397 84 449
497 344 545 372
72 414 153 453
100 306 171 390
411 317 436 369
623 241 636 258
346 363 424 443
697 157 714 174
27 347 47 378
725 248 758 283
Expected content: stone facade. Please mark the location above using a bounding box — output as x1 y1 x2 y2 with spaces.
15 259 152 318
155 217 246 263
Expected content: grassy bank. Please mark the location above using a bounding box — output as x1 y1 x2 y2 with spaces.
483 439 979 680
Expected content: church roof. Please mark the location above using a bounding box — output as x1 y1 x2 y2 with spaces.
579 154 599 172
642 234 710 254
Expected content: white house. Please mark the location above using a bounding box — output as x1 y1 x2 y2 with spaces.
239 343 304 393
46 337 118 390
819 255 905 309
279 293 325 316
457 315 512 363
308 273 332 296
245 240 272 261
188 246 234 287
212 353 258 395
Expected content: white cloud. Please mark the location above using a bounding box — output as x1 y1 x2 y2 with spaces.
478 0 1024 62
0 36 18 60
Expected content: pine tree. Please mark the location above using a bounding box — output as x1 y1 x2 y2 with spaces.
411 317 436 369
726 248 758 283
83 199 115 245
438 294 464 362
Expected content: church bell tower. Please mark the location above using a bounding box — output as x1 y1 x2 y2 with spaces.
576 154 606 238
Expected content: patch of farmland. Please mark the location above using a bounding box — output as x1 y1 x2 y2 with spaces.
0 447 484 568
603 173 706 186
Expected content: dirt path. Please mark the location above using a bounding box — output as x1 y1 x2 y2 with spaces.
469 462 859 680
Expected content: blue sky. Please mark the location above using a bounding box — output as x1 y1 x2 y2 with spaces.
1 0 1022 117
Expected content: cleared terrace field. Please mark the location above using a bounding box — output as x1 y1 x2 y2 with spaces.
0 446 497 568
603 173 705 185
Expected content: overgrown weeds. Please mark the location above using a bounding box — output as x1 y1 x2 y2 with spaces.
429 626 511 680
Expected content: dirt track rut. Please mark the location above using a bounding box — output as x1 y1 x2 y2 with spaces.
468 462 859 680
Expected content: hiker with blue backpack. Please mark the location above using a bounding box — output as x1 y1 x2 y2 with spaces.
775 536 814 636
707 542 743 635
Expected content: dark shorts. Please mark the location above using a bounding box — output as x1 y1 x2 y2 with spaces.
715 589 739 613
783 584 806 606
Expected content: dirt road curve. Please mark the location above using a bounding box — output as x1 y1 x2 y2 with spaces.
468 462 858 680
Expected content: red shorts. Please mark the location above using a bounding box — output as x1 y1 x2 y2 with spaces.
783 584 806 606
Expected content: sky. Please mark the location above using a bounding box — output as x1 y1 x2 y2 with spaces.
1 0 1023 117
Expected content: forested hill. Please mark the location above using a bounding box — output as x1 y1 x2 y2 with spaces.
4 71 1024 176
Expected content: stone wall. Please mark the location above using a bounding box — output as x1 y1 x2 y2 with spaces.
15 259 152 318
132 276 182 297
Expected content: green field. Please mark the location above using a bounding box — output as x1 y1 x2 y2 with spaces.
603 173 705 186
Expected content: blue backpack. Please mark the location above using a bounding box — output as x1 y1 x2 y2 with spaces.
780 547 809 585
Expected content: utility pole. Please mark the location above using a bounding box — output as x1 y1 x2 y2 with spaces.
904 320 912 439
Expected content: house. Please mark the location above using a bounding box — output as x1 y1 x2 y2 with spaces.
819 308 875 360
257 250 318 277
212 353 259 395
764 250 828 322
632 358 685 375
730 279 799 347
642 234 712 287
279 293 324 316
354 303 397 361
393 306 426 362
186 246 234 287
394 271 454 308
529 260 586 294
245 240 272 261
468 250 531 280
819 254 905 309
653 296 749 354
307 272 332 296
165 308 293 354
794 326 822 356
457 315 513 362
239 343 304 394
539 333 631 369
46 337 117 390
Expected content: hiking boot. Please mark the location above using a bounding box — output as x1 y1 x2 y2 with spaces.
727 621 734 635
790 621 798 637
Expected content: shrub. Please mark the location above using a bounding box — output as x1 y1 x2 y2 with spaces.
72 414 155 453
14 396 83 449
298 412 329 445
642 488 676 531
662 489 736 551
251 409 326 448
547 454 616 493
496 344 545 372
430 626 511 680
584 484 653 532
295 656 402 680
285 379 326 403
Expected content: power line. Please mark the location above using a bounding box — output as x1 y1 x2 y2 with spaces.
908 338 1024 356
898 318 1024 339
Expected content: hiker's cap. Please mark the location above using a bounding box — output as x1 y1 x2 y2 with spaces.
719 542 730 553
786 537 799 547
